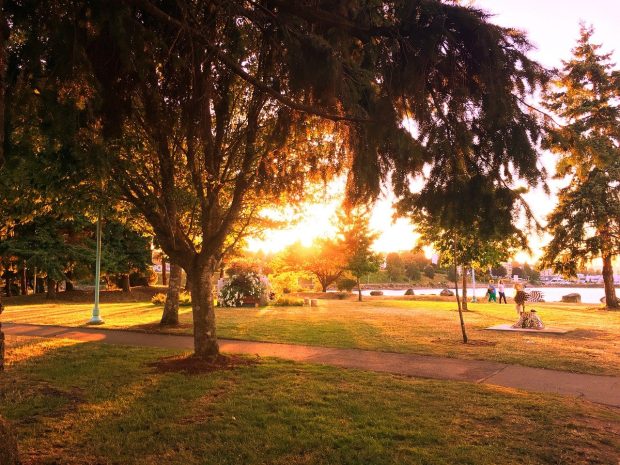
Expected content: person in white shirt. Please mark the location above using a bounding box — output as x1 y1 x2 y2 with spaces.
498 279 507 304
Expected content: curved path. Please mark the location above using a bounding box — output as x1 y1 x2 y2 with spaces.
4 322 619 408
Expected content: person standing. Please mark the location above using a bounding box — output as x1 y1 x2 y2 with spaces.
487 280 497 302
514 283 526 315
498 279 507 304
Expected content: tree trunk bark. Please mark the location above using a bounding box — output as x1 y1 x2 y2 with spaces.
5 275 11 297
190 258 219 358
462 266 468 311
20 262 27 295
160 263 181 326
602 254 619 309
120 273 130 292
46 277 56 299
161 256 167 286
0 295 4 372
65 280 74 292
453 242 468 343
357 276 362 302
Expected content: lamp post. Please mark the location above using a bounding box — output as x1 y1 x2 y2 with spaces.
88 206 104 325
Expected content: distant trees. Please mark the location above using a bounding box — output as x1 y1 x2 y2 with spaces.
385 253 406 282
279 240 347 293
540 26 620 309
339 210 381 301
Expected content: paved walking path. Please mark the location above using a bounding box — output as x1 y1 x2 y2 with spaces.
4 322 620 408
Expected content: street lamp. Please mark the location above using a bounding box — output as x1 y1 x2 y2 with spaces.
88 206 104 325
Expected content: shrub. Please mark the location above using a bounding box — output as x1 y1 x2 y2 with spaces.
151 293 166 305
272 296 304 306
179 291 192 306
337 278 357 292
333 292 350 300
424 266 435 279
152 291 192 306
219 271 267 307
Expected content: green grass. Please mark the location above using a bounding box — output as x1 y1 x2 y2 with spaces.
2 335 618 465
3 297 620 375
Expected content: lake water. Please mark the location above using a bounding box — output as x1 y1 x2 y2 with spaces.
356 287 618 304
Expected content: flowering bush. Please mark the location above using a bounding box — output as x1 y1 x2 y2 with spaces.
219 271 267 307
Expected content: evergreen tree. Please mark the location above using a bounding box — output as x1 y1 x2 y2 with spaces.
540 26 620 309
339 209 381 301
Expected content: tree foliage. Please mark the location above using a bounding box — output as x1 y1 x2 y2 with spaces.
540 26 620 308
2 0 549 355
338 209 381 301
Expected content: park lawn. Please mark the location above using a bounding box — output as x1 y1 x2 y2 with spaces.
1 336 619 465
3 297 620 375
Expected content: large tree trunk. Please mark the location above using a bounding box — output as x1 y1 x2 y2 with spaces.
160 263 181 326
46 277 56 299
461 266 468 311
120 273 130 292
20 261 27 295
0 296 4 372
602 254 619 309
357 276 362 302
161 255 167 286
189 258 219 358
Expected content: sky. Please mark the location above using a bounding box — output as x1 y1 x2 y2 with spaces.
248 0 620 260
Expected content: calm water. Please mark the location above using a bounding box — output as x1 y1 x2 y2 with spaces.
357 287 618 303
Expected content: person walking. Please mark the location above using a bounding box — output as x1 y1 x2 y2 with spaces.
514 283 526 315
498 279 507 304
487 280 497 303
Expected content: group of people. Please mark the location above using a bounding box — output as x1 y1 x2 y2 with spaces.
485 280 544 329
486 280 508 304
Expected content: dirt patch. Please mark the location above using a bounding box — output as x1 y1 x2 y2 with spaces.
149 354 258 375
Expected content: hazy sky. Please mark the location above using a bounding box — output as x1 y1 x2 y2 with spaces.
248 1 620 259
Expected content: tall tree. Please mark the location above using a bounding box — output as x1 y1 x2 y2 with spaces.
339 210 381 301
279 240 347 293
5 0 547 358
541 26 620 309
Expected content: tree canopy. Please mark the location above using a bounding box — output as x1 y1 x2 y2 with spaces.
540 26 620 309
1 0 549 356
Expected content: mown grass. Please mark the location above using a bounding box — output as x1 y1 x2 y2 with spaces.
1 335 619 465
3 296 620 375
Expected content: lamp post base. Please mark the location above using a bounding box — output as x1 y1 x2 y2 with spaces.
87 315 105 325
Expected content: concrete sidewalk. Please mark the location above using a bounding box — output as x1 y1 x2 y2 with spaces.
4 322 620 408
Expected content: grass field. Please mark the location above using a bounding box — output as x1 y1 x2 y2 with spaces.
3 296 619 375
2 335 619 465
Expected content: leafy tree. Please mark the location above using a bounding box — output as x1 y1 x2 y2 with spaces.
540 27 620 309
339 209 381 301
101 220 152 292
279 240 347 293
423 265 435 279
491 265 508 278
3 0 548 358
401 251 429 281
385 253 406 282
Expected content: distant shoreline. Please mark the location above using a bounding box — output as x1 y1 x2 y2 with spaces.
356 282 618 290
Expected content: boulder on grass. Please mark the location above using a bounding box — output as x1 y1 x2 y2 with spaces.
600 296 606 304
0 416 19 465
440 288 454 297
561 293 581 303
369 290 383 296
404 289 415 296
